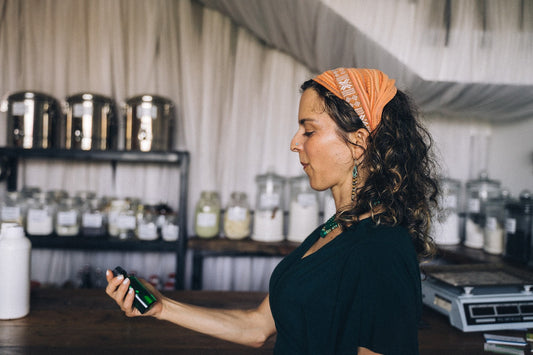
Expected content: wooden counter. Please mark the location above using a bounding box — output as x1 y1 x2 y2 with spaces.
0 288 511 354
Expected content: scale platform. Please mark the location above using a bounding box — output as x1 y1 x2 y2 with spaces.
421 263 533 332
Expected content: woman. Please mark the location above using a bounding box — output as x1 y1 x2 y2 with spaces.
106 67 439 355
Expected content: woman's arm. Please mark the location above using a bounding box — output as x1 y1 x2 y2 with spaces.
358 347 381 355
105 270 276 348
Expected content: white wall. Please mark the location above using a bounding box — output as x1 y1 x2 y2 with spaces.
426 115 533 200
488 118 533 197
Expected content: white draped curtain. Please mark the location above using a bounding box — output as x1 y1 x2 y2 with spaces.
1 0 532 290
199 0 533 121
0 0 310 289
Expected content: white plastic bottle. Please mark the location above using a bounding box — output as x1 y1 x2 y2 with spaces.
0 223 32 319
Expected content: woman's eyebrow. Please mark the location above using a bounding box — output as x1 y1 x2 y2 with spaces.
299 118 317 125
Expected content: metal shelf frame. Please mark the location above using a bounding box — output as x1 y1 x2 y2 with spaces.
0 147 190 289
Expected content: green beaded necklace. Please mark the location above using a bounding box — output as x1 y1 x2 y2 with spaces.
320 215 339 238
320 161 357 238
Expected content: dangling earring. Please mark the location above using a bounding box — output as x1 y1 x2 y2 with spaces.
351 161 358 202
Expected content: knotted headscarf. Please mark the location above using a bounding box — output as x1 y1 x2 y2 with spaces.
313 68 397 132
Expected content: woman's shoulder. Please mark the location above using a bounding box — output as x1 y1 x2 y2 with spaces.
343 218 417 262
345 217 411 244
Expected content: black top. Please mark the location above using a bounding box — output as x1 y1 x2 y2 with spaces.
269 217 421 355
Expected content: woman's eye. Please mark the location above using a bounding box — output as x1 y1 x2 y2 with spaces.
303 131 314 137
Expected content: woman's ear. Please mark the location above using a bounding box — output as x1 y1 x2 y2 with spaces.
349 128 369 160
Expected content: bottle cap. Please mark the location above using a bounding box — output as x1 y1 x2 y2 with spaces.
1 224 25 239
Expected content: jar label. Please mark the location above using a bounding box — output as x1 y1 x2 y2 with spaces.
137 104 158 119
486 217 498 231
1 206 21 221
444 195 457 210
12 101 27 115
73 103 93 117
57 211 77 226
27 208 48 221
297 193 317 207
197 212 217 227
468 198 480 213
138 223 158 239
27 209 54 235
227 207 247 221
259 193 280 209
82 213 103 228
162 224 179 241
505 218 517 234
117 215 136 229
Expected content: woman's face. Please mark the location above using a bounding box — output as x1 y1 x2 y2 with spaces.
290 89 355 193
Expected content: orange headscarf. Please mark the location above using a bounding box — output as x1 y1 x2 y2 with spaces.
313 68 397 132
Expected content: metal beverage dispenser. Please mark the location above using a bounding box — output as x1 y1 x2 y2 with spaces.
124 95 175 152
2 91 62 149
64 93 118 151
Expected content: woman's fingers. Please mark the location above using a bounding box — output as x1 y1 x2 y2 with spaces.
123 287 140 317
105 270 132 311
105 270 153 317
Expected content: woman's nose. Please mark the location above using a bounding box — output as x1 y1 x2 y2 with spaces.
290 136 300 152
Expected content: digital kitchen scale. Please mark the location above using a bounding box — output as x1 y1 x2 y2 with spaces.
421 263 533 332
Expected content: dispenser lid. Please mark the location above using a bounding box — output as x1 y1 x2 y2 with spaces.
66 92 116 105
7 91 59 103
125 94 175 107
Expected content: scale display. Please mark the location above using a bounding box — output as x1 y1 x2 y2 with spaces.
421 264 533 332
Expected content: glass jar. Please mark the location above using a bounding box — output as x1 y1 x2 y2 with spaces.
504 190 532 265
223 192 251 240
251 172 285 242
1 191 26 226
46 190 69 204
464 171 501 249
432 177 461 245
107 199 129 238
136 205 159 241
154 202 173 236
80 197 107 237
25 192 55 236
194 191 221 238
287 175 319 242
483 189 510 255
55 197 81 237
161 213 179 242
74 191 97 203
116 199 137 240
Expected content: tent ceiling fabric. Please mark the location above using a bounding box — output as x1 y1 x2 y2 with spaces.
196 0 533 123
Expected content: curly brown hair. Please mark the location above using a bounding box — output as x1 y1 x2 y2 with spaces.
301 79 440 258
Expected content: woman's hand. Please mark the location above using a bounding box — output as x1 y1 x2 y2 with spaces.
106 269 276 347
105 269 163 318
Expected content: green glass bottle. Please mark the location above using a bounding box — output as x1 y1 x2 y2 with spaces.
112 266 157 314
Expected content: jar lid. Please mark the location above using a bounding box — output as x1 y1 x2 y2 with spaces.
255 172 284 183
505 190 532 213
466 170 501 188
230 191 248 200
520 190 532 213
439 176 461 189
